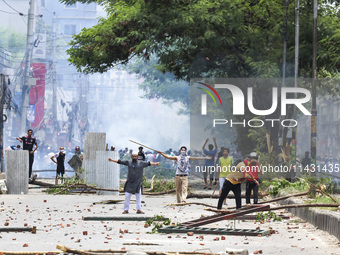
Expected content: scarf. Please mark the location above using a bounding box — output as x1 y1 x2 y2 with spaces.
178 152 190 173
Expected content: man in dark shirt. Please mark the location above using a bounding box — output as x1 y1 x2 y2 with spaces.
109 152 160 214
51 146 66 185
16 129 38 180
137 146 145 161
202 137 218 189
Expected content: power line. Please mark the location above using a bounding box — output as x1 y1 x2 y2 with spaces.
0 9 16 14
2 0 24 15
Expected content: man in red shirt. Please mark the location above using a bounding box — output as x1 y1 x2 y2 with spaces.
244 152 261 204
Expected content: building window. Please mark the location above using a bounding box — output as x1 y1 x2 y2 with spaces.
65 3 77 9
64 24 76 35
41 0 46 8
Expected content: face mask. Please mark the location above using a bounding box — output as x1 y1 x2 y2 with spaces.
180 151 186 156
132 158 137 162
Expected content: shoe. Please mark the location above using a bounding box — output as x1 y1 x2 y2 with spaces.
136 210 145 214
208 187 212 190
203 186 208 189
122 210 129 214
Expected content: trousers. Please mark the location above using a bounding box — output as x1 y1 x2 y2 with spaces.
124 188 142 211
217 180 241 209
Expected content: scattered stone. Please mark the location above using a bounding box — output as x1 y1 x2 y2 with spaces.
187 232 194 236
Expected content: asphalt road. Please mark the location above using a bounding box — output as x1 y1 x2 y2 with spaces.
0 188 340 254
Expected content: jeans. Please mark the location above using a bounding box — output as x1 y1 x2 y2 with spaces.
246 180 259 204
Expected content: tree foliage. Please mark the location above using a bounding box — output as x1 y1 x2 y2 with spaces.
0 26 26 58
61 0 340 80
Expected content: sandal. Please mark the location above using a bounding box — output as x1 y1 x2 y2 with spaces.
122 210 129 214
136 210 145 214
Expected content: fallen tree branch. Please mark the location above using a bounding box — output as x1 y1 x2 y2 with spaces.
53 184 77 195
57 244 224 255
83 184 121 192
0 251 60 255
30 180 55 187
301 178 338 203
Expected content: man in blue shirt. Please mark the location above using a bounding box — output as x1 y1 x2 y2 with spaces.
202 137 217 190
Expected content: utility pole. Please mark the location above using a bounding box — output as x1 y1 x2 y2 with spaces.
280 0 289 148
291 0 300 180
20 0 35 135
311 0 318 170
52 12 59 140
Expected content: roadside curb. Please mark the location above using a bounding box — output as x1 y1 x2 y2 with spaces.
279 197 340 240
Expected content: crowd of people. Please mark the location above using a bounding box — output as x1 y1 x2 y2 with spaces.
11 130 338 214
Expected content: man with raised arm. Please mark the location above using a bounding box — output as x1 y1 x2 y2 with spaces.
109 151 160 214
202 137 218 189
158 146 211 203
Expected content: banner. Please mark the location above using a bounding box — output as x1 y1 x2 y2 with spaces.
29 63 46 128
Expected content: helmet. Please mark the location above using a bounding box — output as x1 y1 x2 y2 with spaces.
75 146 80 151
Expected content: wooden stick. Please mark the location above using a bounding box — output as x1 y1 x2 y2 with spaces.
56 245 93 255
0 251 60 255
144 175 156 192
266 203 340 211
129 140 164 153
187 193 261 199
205 203 340 214
257 191 309 204
167 202 216 208
211 182 219 198
57 244 223 255
143 189 176 195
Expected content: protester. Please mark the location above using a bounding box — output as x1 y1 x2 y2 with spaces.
244 152 262 204
202 137 217 189
216 148 234 205
138 146 145 161
301 151 311 170
50 147 66 185
217 156 259 209
16 129 38 181
158 147 211 203
109 151 160 214
68 146 83 179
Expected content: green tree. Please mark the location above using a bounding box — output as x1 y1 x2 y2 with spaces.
60 0 340 156
0 26 26 58
61 0 340 79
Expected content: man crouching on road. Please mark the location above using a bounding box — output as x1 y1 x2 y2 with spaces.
109 151 160 214
217 155 259 210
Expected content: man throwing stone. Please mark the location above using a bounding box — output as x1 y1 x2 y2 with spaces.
109 151 160 214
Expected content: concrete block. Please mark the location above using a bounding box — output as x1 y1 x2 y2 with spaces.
5 150 29 194
96 151 120 195
83 132 106 184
